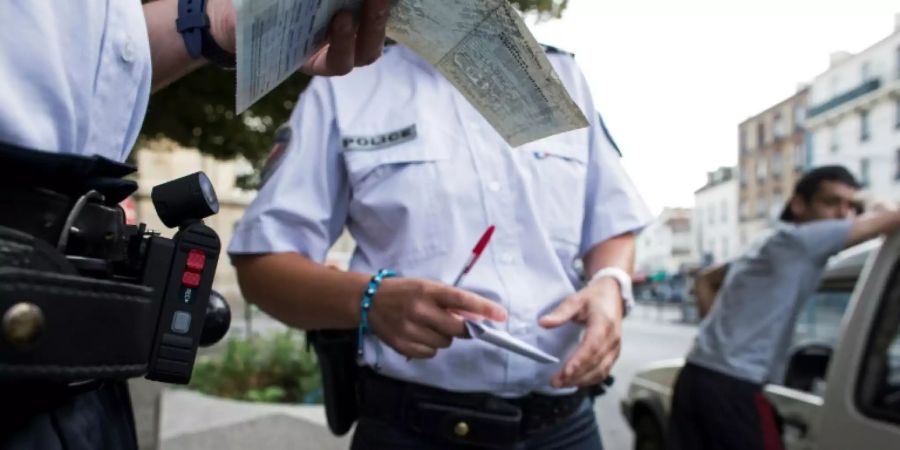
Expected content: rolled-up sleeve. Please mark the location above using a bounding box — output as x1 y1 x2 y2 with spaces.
227 78 349 263
577 79 652 256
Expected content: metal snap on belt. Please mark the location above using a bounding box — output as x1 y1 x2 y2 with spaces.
454 421 470 437
2 302 45 348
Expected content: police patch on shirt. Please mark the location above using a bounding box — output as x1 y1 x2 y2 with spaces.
260 125 292 187
341 125 417 151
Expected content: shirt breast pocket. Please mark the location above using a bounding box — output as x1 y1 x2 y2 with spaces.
342 144 452 263
521 144 588 252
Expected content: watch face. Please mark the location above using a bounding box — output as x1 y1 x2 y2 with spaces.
198 172 220 214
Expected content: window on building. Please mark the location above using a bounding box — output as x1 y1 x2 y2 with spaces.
861 110 871 142
740 129 748 154
830 126 840 153
861 158 871 188
794 144 806 169
773 113 785 139
740 165 749 185
771 151 783 177
756 194 768 218
757 122 766 147
895 149 900 181
721 199 728 223
895 98 900 129
896 45 900 79
793 106 806 131
756 160 767 180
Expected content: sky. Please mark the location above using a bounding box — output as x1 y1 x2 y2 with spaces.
529 0 899 215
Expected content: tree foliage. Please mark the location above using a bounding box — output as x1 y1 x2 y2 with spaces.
140 0 568 182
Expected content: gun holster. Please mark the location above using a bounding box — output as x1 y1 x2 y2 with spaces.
307 329 360 436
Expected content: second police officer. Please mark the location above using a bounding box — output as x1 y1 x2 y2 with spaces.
230 42 653 449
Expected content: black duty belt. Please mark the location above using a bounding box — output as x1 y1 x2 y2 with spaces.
0 142 156 382
0 225 157 381
356 368 587 448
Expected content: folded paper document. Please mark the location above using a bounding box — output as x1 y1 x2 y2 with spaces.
234 0 588 146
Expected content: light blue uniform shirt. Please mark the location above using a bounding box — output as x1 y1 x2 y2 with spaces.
229 45 651 396
0 1 152 161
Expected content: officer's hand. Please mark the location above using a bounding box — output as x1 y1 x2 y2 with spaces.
539 278 623 388
207 0 388 76
369 279 508 359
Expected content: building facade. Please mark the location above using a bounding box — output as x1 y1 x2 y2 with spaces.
737 88 809 248
693 167 740 265
635 207 694 276
806 15 900 199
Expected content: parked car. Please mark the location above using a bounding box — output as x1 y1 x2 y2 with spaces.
621 234 900 450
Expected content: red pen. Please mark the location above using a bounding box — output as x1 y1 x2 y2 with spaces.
452 225 495 287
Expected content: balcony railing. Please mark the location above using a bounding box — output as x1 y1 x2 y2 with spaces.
808 79 881 118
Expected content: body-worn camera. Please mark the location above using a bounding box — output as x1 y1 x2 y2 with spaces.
112 172 226 384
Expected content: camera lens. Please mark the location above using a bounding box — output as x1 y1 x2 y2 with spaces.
198 172 220 214
151 172 220 228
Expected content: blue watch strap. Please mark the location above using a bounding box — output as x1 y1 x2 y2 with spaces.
176 0 236 69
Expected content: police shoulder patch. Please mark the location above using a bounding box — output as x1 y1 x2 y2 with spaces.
259 125 292 186
341 125 418 151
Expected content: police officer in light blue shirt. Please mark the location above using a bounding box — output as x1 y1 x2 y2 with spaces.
230 44 652 449
0 1 389 448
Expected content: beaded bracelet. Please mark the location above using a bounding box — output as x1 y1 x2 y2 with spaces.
357 269 396 366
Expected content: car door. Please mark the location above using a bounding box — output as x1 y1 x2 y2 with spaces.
817 232 900 449
764 286 855 450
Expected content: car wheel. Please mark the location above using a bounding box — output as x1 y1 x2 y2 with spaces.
633 410 665 450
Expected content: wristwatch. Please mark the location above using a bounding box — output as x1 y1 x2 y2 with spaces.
589 267 635 317
176 0 236 69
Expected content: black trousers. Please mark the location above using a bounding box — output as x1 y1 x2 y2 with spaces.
666 363 783 450
0 381 137 450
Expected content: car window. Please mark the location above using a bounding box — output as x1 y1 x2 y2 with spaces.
857 264 900 424
782 288 853 394
791 289 853 347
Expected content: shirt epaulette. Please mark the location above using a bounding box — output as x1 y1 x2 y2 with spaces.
540 44 575 58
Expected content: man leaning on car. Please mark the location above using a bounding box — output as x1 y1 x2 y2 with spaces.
668 165 900 450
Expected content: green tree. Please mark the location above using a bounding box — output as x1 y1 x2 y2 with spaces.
140 0 568 186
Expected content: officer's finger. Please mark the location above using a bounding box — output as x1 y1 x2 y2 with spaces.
402 321 454 349
409 300 468 338
435 288 507 322
554 323 615 387
539 295 584 329
573 350 619 388
354 0 388 66
396 341 438 359
323 11 357 76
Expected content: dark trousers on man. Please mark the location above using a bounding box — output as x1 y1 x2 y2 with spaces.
667 363 783 450
1 381 137 450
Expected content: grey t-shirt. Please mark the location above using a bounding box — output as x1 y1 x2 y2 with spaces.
687 219 852 384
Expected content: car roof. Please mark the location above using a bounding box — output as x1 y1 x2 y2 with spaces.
822 239 881 284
